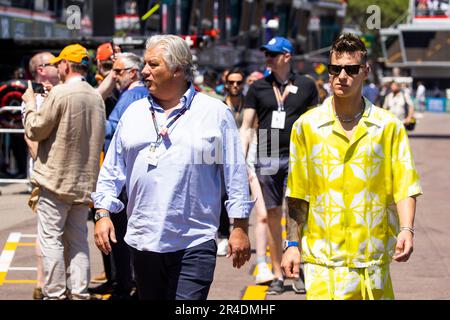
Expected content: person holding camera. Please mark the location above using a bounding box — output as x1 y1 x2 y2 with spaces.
22 44 105 300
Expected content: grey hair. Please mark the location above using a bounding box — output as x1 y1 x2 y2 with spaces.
145 34 195 81
116 52 143 71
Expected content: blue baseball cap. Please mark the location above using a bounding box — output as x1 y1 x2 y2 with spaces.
260 37 294 54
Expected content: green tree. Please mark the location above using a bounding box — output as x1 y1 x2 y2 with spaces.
346 0 410 34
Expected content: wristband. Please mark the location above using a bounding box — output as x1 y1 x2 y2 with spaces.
400 226 415 235
283 240 299 251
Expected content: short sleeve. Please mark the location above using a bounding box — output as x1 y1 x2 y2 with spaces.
286 118 310 202
391 123 422 203
244 84 258 110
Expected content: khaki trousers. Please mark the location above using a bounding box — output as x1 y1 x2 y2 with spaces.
37 188 90 299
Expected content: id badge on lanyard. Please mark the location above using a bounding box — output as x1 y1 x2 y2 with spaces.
271 109 286 129
147 141 161 167
271 82 290 129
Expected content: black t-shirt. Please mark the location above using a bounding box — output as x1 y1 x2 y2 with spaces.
244 71 318 158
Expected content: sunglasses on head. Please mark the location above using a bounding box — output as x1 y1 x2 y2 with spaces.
327 64 365 76
227 80 243 86
265 51 282 58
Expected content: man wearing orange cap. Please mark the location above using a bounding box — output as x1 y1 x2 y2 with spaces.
22 43 106 300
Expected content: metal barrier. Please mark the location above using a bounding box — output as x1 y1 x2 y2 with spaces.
0 106 29 184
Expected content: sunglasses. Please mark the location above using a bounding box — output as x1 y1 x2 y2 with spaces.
327 64 365 76
265 51 282 58
227 80 243 86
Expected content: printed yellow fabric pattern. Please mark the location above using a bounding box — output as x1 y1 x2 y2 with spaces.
286 96 422 268
304 263 394 300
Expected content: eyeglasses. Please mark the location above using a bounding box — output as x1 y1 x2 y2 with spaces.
227 80 243 86
39 63 55 68
265 51 282 58
113 67 133 74
327 64 365 76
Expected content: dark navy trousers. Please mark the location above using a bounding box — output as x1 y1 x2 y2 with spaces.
130 239 217 300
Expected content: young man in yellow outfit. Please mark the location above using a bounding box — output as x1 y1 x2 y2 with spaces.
281 33 422 300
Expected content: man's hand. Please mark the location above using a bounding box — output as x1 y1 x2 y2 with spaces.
227 220 251 269
393 229 414 262
94 217 117 255
22 80 36 105
41 81 55 97
281 246 301 279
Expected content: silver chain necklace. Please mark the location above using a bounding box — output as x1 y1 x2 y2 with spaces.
335 109 364 123
335 99 365 123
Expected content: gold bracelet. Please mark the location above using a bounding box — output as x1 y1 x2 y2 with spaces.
400 226 415 235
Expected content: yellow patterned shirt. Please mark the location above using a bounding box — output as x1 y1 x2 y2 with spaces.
286 96 422 268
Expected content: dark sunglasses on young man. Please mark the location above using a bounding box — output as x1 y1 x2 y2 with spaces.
227 80 243 86
265 51 282 58
327 64 365 76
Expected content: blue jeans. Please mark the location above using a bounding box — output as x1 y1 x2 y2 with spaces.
130 239 217 300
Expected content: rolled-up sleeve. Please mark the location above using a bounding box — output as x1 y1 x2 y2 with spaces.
92 120 127 213
221 108 255 218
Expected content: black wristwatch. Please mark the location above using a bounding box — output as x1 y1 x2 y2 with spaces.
94 210 110 222
283 240 299 252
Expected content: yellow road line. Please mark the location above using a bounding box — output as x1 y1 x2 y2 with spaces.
242 285 268 300
4 242 18 251
0 272 6 285
3 279 37 284
0 232 22 285
16 243 36 247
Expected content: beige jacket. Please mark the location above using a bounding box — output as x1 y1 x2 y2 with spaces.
24 79 105 205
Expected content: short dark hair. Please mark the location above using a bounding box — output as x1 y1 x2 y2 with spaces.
226 67 245 82
69 62 89 76
330 33 367 64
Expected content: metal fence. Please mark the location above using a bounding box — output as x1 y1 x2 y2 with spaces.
0 106 29 184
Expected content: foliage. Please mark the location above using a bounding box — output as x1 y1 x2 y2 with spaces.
346 0 410 34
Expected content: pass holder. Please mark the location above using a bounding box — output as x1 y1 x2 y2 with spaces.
147 142 161 167
288 85 298 94
271 110 286 129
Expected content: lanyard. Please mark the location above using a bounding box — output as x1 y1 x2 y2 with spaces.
147 91 197 144
225 95 243 114
272 81 291 111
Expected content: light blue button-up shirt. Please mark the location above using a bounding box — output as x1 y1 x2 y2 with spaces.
92 84 254 253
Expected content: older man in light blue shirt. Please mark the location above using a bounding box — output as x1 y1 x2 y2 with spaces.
92 34 254 300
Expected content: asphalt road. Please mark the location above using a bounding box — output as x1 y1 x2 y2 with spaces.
0 111 449 300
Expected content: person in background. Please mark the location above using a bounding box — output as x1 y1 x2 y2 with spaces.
216 68 246 256
363 80 380 106
89 42 121 291
22 44 105 300
415 81 426 113
22 52 60 300
240 36 318 295
244 71 264 96
214 68 230 96
97 52 148 300
383 81 415 126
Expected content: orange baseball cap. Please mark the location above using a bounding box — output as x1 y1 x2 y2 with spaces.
50 44 89 65
96 42 114 61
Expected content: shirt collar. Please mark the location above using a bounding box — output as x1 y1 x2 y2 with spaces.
148 82 196 112
65 76 85 84
268 69 295 86
315 96 383 129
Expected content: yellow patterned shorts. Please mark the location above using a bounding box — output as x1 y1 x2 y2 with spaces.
304 263 395 300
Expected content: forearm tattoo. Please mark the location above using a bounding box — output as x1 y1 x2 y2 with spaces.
286 197 309 247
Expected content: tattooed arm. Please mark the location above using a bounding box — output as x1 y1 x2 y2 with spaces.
281 197 309 279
